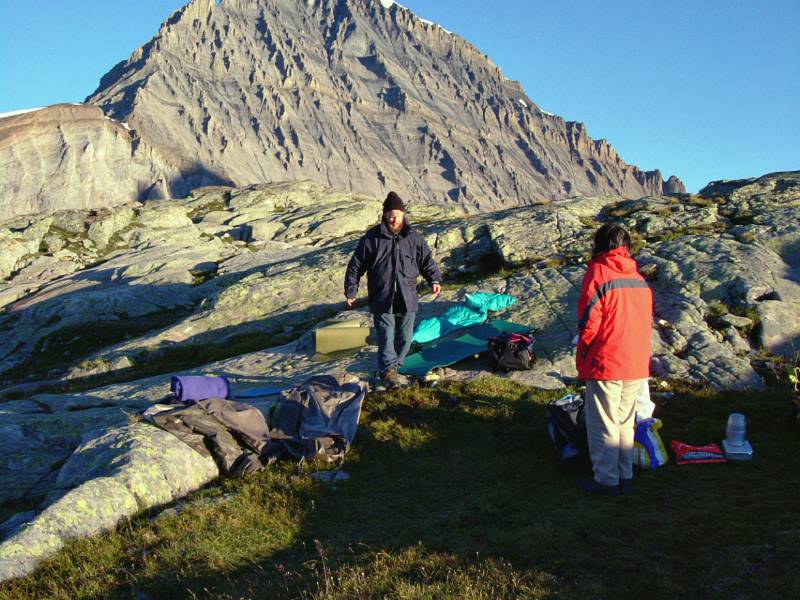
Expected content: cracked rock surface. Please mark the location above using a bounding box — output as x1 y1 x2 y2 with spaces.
0 171 798 582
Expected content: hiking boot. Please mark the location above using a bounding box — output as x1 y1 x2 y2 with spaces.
371 370 386 392
383 368 401 389
619 478 634 495
577 479 620 497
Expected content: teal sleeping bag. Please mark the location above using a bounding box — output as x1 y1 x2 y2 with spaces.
413 304 487 343
465 292 516 312
412 292 516 344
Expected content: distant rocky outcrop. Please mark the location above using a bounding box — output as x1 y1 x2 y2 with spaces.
2 0 683 220
0 105 186 221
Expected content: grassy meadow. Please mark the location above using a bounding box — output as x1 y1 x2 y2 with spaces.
1 378 798 599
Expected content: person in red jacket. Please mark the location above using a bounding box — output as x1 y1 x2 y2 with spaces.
576 224 653 496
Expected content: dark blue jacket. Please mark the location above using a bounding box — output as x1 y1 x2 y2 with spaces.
344 220 442 315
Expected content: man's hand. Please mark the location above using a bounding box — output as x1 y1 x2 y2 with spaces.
432 282 441 297
346 297 356 307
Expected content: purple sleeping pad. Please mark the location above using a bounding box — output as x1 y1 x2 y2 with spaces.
170 375 231 403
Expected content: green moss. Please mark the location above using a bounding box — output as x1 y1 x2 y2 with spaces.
603 203 636 219
629 229 646 254
647 221 727 244
539 255 568 269
686 194 716 207
730 304 761 336
737 230 757 243
706 299 729 318
191 270 218 286
100 224 136 255
188 199 227 222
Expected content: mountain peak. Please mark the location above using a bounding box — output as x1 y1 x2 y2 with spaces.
9 0 683 216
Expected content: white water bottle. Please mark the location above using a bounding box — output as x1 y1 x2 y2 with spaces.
725 413 747 447
722 412 753 460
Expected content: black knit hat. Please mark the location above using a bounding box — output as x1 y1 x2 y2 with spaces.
383 191 406 213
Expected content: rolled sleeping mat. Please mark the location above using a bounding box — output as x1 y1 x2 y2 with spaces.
314 320 371 354
170 375 231 403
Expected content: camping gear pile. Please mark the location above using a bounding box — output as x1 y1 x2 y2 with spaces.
313 320 371 355
671 410 756 464
634 418 669 469
144 398 271 476
546 383 669 472
144 374 365 476
400 292 537 378
399 320 531 378
267 375 364 463
170 375 230 403
547 383 760 471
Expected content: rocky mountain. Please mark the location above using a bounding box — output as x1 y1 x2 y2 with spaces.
1 0 683 221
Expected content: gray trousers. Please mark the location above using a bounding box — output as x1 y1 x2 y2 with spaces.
584 379 646 486
374 311 416 374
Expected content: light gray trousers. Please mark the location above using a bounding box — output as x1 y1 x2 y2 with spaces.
584 379 646 486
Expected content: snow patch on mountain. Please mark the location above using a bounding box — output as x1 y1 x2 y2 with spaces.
377 0 451 33
0 107 45 120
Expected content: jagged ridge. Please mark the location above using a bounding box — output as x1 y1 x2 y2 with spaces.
86 0 684 211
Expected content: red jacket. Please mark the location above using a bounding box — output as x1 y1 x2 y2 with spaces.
576 247 653 380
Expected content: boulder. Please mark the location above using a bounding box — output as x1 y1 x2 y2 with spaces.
487 206 586 267
0 231 29 280
719 313 753 329
51 211 88 235
246 219 286 242
758 301 800 356
0 238 232 381
87 207 135 249
0 423 218 582
0 406 135 503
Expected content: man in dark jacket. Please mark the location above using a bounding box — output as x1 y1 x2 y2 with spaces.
576 224 653 496
345 192 442 388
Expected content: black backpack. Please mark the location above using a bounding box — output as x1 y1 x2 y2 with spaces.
546 393 591 472
487 332 536 370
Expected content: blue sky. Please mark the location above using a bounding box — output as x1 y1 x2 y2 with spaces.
1 0 798 192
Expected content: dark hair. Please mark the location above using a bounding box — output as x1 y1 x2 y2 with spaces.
592 224 632 257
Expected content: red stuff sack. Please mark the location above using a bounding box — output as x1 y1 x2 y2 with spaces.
670 440 727 465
